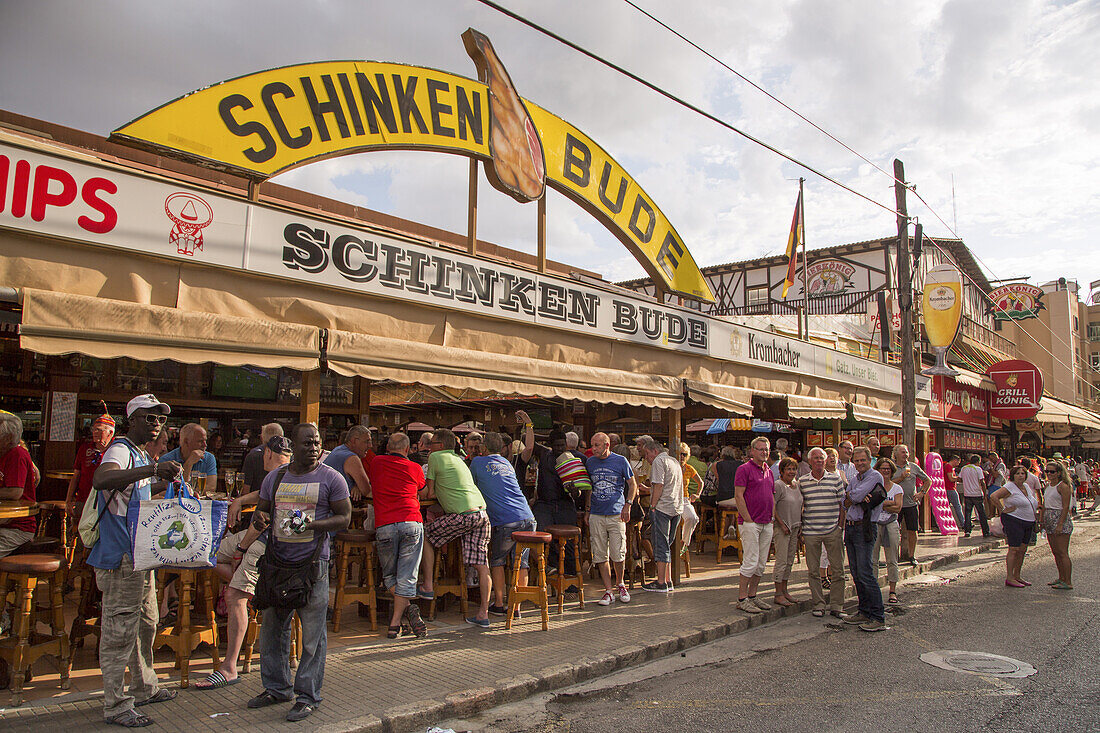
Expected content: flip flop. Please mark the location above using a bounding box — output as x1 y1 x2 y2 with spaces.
1005 580 1026 588
106 710 153 728
135 689 178 706
888 593 900 604
1051 581 1074 590
195 671 240 690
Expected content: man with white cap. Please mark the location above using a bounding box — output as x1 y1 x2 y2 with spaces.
90 394 182 727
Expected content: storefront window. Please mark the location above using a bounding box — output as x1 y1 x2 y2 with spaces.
277 369 302 404
321 372 354 406
80 357 106 392
117 358 180 395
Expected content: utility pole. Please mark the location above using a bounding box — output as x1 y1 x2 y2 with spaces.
894 159 916 450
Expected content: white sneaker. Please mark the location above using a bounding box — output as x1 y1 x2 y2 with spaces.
617 584 631 603
598 590 614 606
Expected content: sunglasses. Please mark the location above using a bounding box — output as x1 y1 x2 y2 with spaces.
1044 469 1058 474
143 414 168 426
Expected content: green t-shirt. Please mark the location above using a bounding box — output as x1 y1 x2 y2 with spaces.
427 450 485 514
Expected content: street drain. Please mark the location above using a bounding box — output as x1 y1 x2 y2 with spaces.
920 651 1036 678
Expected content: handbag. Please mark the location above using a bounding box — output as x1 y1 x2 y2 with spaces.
988 516 1005 538
253 467 325 611
127 480 228 571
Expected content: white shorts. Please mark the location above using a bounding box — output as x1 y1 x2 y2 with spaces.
738 521 773 578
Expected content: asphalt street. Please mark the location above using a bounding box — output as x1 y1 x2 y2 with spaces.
449 515 1100 733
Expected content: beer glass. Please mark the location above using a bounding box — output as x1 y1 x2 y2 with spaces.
224 469 236 497
921 264 962 376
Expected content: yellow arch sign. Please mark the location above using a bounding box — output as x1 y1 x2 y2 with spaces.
112 59 714 302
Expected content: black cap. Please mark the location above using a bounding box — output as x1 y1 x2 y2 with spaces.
267 436 293 456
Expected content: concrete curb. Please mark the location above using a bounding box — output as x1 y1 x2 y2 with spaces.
345 536 1007 733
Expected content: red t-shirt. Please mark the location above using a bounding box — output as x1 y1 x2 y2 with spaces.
943 464 957 492
1 445 37 534
367 453 424 527
359 449 376 474
72 440 105 504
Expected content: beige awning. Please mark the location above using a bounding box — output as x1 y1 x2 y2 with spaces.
19 288 320 369
327 329 684 408
1066 402 1100 430
1036 397 1072 424
849 401 930 431
684 380 753 416
784 393 848 419
952 367 996 391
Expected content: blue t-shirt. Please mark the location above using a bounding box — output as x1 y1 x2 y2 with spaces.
259 462 350 562
162 447 217 480
586 453 634 516
323 444 357 490
87 437 151 570
470 455 534 526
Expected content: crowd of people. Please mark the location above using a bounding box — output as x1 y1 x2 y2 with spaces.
0 397 1097 726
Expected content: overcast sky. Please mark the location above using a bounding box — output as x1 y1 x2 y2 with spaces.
2 0 1097 299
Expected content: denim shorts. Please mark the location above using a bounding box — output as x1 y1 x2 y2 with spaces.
375 521 424 599
650 509 681 563
490 518 537 568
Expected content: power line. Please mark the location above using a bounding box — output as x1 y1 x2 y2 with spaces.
476 0 1100 398
619 0 903 188
470 0 900 217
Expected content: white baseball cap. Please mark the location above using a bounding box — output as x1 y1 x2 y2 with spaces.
126 394 171 417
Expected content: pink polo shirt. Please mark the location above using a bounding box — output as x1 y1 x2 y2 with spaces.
734 459 775 524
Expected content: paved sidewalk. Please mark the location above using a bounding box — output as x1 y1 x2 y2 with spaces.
1 528 1019 732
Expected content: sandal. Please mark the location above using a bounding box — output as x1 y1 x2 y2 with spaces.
773 597 793 607
888 593 900 605
387 625 403 639
405 604 428 638
1051 581 1074 590
195 670 239 690
106 710 154 728
135 689 177 707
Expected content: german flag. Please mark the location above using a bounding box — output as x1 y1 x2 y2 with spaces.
781 190 803 299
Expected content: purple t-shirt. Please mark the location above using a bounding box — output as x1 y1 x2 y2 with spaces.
734 460 775 524
259 462 350 562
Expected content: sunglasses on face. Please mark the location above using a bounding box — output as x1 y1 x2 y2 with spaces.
143 414 168 426
1044 469 1058 474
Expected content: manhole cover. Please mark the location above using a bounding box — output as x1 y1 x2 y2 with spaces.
920 650 1036 678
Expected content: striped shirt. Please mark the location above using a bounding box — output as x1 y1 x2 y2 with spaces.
798 471 845 534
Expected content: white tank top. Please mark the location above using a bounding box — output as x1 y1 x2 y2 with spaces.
1004 482 1037 522
1043 482 1073 513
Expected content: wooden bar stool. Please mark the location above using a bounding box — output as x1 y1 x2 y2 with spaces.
505 530 551 630
429 537 469 621
716 508 742 564
546 524 584 613
331 529 378 632
154 567 220 688
0 553 70 706
695 503 719 553
241 608 300 673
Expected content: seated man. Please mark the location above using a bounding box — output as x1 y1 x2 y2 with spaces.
418 428 493 628
0 411 39 558
367 432 428 638
470 432 537 617
194 436 292 689
161 423 217 494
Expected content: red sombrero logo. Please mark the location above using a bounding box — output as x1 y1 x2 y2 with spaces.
165 192 213 256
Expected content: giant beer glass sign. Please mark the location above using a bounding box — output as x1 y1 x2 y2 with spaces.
921 264 963 377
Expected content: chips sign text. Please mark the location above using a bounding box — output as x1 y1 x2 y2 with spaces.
110 32 714 303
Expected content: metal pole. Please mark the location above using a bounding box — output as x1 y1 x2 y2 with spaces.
467 159 478 255
800 177 809 339
894 159 916 450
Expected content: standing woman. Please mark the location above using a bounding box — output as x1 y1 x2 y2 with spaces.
872 459 904 605
990 466 1039 588
771 458 803 607
1041 461 1074 590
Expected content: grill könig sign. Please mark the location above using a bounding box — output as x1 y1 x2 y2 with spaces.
986 360 1043 420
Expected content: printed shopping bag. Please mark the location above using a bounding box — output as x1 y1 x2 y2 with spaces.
127 481 228 571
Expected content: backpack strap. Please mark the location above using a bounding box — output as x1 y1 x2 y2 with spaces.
91 437 145 533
